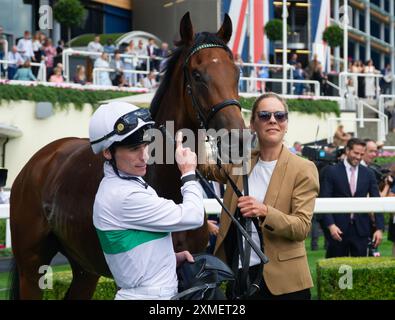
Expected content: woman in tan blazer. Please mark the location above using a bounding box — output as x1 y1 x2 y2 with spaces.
200 93 319 299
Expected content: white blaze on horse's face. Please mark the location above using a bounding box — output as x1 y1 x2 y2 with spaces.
212 58 219 63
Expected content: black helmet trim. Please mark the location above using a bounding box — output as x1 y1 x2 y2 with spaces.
91 108 153 145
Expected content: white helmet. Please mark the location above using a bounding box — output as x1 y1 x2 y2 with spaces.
89 102 155 154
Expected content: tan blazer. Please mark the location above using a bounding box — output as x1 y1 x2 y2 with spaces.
200 145 319 295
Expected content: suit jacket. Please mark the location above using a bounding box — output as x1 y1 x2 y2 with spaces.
320 162 384 237
199 146 319 295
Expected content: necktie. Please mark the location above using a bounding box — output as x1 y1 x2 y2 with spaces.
350 166 356 220
350 166 356 196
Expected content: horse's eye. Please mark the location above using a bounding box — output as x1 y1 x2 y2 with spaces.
192 70 202 82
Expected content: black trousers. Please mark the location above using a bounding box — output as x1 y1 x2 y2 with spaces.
231 264 311 300
326 223 369 258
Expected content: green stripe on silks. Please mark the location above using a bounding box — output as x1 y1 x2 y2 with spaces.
96 228 169 254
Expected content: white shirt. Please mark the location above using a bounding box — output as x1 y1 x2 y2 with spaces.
8 51 23 66
343 158 359 194
32 40 42 52
94 58 112 86
239 158 277 268
87 41 103 60
16 38 34 59
93 163 204 299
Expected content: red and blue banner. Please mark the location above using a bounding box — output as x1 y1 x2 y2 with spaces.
223 0 271 63
310 0 331 72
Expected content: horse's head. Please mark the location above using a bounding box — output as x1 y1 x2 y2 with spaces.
178 12 245 133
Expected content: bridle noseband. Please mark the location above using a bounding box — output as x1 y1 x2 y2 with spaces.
183 43 241 129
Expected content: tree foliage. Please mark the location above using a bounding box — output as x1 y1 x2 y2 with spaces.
323 25 343 47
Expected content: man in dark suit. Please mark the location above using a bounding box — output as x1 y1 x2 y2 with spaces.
154 42 170 72
320 138 384 257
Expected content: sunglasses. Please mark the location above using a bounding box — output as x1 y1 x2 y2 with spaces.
114 108 152 135
257 111 288 123
91 109 153 145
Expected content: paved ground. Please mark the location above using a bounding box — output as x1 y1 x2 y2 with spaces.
0 253 69 273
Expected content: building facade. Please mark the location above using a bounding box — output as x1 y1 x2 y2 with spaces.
0 0 132 45
224 0 395 71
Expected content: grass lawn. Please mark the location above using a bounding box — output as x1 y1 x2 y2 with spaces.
0 233 393 300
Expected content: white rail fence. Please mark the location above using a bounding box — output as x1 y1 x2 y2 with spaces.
2 197 395 249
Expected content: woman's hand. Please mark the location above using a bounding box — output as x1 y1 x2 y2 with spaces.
237 196 267 218
207 220 219 236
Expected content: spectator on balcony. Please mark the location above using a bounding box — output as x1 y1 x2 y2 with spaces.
349 60 359 96
305 54 320 81
87 35 103 82
333 124 351 147
94 52 112 86
354 60 365 98
17 30 34 62
146 38 157 71
123 42 137 86
7 45 23 80
103 38 116 54
234 53 246 93
380 63 392 95
364 59 378 100
32 32 43 76
141 70 158 91
257 53 269 93
43 38 57 80
13 60 36 81
288 53 298 66
135 39 147 81
154 42 170 72
56 40 65 55
88 35 103 60
110 50 125 82
112 72 129 88
49 66 64 83
311 63 328 96
73 65 87 85
293 62 305 95
0 26 6 75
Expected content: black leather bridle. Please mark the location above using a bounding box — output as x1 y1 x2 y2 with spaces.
183 43 242 129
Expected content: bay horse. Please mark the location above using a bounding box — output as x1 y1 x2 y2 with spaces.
9 12 245 299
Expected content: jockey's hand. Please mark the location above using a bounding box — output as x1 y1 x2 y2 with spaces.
175 131 197 175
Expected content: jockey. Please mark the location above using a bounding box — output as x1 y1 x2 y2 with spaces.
89 102 204 300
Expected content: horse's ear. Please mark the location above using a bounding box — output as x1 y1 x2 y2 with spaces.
179 12 194 46
216 14 232 44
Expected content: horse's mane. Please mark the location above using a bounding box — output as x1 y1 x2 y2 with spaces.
150 32 230 120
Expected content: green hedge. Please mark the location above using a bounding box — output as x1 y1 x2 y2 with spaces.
317 257 395 300
0 84 134 110
69 33 124 47
239 97 340 117
43 271 116 300
0 84 340 116
374 156 395 166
